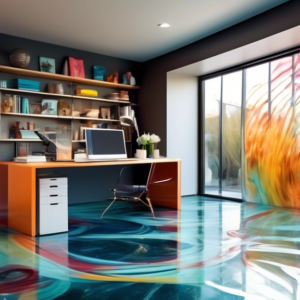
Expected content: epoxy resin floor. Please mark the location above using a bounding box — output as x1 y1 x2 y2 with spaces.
0 196 299 300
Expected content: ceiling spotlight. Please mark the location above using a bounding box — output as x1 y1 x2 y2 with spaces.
158 23 170 28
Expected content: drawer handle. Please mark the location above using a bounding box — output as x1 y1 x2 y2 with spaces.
50 179 57 181
50 203 58 205
50 194 58 197
50 185 58 188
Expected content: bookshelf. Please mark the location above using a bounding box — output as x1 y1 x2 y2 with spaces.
0 65 138 157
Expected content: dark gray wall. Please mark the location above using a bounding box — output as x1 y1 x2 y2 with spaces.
139 0 300 156
0 33 141 83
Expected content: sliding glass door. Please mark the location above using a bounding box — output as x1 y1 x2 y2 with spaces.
203 72 242 199
203 52 300 206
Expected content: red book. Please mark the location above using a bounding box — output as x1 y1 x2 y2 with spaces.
69 57 85 78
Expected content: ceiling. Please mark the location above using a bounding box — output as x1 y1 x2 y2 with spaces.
0 0 289 62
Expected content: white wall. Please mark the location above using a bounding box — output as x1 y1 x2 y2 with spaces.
167 73 198 195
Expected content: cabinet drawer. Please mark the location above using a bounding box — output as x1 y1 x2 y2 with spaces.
40 188 68 197
39 182 68 190
39 178 68 185
40 196 68 205
39 202 68 235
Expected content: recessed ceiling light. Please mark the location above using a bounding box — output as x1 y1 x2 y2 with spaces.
158 23 170 28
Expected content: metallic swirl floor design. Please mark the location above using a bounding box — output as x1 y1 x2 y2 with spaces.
0 196 299 299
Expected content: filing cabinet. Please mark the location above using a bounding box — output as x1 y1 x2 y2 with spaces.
37 175 68 235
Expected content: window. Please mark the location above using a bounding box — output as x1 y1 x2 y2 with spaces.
202 52 299 203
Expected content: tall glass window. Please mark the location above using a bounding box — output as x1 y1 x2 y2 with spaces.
222 71 242 198
202 53 299 201
204 77 221 196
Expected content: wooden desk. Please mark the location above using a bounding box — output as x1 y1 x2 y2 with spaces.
0 158 181 236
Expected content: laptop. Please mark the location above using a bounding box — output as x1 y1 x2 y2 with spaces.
75 128 139 162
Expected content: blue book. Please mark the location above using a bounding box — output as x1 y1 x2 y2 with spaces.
21 98 29 114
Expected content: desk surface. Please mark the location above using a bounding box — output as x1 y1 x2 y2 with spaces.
0 158 180 168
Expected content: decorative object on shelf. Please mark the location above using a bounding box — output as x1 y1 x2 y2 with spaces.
119 90 129 100
69 57 85 78
75 86 98 97
41 99 58 115
12 121 22 139
137 133 161 158
39 57 55 73
27 122 35 130
58 100 71 116
122 74 128 84
21 97 29 114
0 80 7 88
9 48 30 68
100 107 111 119
122 72 136 85
93 66 106 81
1 94 13 112
107 71 118 83
80 109 99 118
9 128 15 139
48 83 64 94
107 93 119 100
62 59 69 75
30 102 42 114
114 71 118 83
130 76 136 86
126 72 132 84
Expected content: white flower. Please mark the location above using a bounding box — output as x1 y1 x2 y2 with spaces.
137 133 161 145
136 133 150 145
150 134 161 143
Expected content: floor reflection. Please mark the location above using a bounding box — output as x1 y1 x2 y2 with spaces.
1 197 300 299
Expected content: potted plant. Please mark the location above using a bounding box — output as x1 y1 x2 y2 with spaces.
137 133 161 157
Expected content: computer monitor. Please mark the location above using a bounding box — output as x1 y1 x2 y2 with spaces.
85 128 127 160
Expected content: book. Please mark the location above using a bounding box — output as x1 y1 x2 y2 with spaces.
21 98 29 114
15 155 46 163
20 130 40 139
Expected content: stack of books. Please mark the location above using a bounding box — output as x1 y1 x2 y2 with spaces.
14 155 46 163
14 79 40 91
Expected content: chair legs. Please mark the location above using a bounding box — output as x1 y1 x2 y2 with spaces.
101 197 117 218
145 197 155 219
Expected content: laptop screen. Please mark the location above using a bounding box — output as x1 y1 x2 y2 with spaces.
85 128 127 159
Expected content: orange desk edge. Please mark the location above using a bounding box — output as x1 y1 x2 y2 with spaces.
0 159 181 236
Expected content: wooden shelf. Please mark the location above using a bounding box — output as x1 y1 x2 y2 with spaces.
1 112 120 122
0 88 137 105
0 65 139 90
0 88 72 98
72 95 136 105
1 112 73 120
72 116 119 122
72 140 85 143
0 139 42 142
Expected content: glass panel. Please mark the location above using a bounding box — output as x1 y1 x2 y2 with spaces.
295 54 300 140
244 63 269 202
271 56 292 118
222 71 242 199
204 77 221 195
